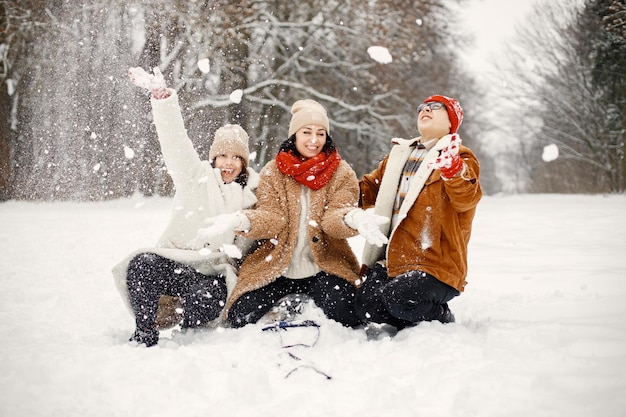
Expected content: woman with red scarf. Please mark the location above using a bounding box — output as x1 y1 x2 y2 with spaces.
204 99 373 328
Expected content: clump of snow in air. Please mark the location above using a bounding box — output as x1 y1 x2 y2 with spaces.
123 145 135 159
542 143 559 162
222 244 242 259
229 89 243 104
367 46 392 64
197 58 211 74
6 78 16 95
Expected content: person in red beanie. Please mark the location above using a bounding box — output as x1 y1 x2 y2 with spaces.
355 94 482 333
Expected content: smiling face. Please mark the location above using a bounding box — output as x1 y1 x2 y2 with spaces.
294 124 327 159
417 102 452 140
213 152 244 183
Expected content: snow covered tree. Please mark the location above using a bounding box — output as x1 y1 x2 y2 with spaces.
0 0 51 200
4 0 480 200
8 0 148 199
132 0 475 174
589 0 626 192
495 0 625 193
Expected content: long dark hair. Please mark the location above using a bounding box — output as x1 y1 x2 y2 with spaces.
278 133 336 158
234 167 248 187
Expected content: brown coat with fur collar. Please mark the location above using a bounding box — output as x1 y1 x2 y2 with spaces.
225 159 361 311
360 138 482 292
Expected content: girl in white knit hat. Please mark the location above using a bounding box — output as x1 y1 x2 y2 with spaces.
113 67 259 347
200 99 388 328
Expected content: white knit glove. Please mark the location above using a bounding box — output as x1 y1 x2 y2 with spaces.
128 66 170 99
197 213 244 240
344 208 389 247
193 212 247 254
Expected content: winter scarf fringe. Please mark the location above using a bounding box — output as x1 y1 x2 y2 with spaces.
275 149 341 190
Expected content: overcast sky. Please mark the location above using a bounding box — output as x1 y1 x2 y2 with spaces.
459 0 537 71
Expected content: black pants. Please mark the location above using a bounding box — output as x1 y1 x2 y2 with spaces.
355 263 459 327
227 272 361 328
126 253 227 332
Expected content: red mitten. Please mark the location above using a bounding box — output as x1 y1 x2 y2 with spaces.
428 133 464 179
128 67 170 99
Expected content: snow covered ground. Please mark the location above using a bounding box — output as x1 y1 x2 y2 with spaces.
1 194 625 417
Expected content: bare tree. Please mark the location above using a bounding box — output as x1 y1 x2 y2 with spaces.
10 1 146 199
0 0 51 199
493 0 624 193
132 0 471 174
4 0 482 200
589 0 626 192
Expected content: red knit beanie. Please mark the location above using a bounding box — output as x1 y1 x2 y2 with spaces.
423 95 464 134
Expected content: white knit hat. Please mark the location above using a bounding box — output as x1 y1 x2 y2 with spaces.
288 99 330 136
209 124 250 167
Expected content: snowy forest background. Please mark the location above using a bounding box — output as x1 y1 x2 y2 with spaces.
0 0 624 201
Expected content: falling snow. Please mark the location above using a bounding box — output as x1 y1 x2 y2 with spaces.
367 46 393 64
222 243 242 259
229 89 243 104
542 143 559 162
123 145 135 159
197 58 211 74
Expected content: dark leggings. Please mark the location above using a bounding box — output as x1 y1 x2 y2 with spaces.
355 263 459 327
126 253 227 331
227 272 361 328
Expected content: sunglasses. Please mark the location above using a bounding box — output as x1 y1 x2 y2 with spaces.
417 102 446 112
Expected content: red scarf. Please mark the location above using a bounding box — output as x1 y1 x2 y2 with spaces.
275 149 342 190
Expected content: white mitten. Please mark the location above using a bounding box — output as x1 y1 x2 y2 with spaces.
197 212 243 240
344 208 389 247
128 66 170 99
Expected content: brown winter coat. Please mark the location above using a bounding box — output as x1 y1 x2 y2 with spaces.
225 159 361 311
359 136 481 292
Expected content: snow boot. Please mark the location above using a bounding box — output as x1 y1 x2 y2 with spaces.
364 323 399 340
129 328 159 347
438 303 455 324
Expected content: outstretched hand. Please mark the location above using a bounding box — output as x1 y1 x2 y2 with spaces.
345 208 389 247
128 67 170 99
191 213 244 254
428 133 464 179
196 213 242 241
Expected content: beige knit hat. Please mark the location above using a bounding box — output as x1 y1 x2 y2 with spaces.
288 99 330 136
209 124 250 167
